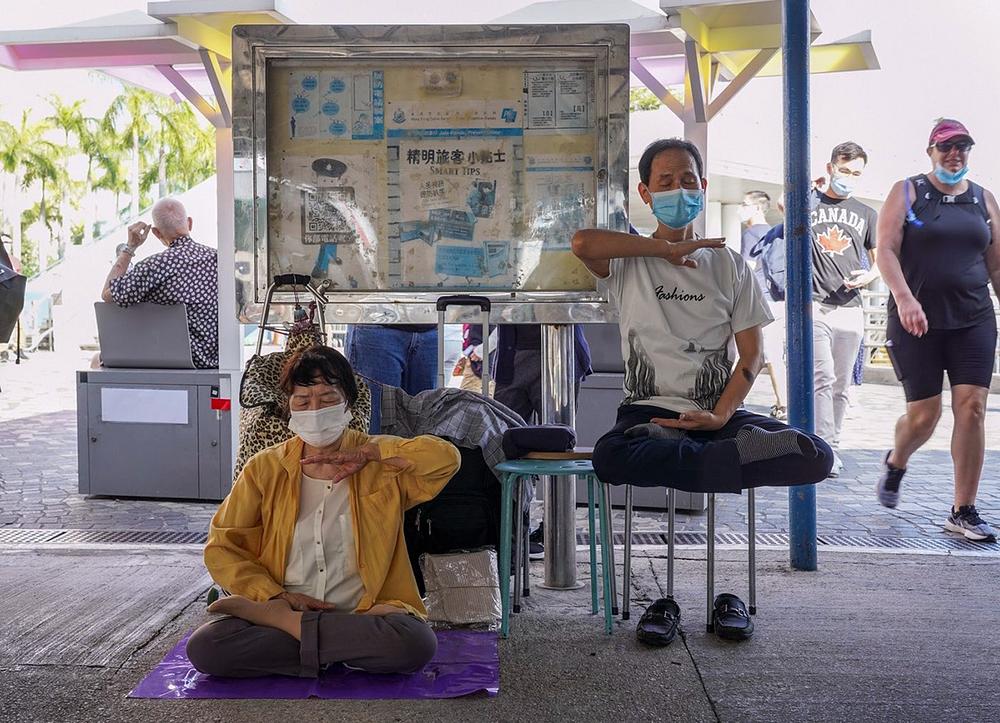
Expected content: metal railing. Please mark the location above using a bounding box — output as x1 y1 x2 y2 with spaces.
861 288 1000 374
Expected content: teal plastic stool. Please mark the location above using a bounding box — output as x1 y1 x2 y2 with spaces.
495 456 614 638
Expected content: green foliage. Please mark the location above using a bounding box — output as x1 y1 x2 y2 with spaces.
18 237 38 278
629 88 664 112
0 85 218 274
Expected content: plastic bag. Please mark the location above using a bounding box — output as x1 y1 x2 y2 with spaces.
420 548 501 630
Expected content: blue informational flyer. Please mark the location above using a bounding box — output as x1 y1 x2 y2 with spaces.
435 244 485 278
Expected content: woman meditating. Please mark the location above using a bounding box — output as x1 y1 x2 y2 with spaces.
186 345 460 678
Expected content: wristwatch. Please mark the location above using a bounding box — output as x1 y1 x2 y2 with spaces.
115 243 135 258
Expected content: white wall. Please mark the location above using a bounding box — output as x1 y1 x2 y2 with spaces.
720 203 743 253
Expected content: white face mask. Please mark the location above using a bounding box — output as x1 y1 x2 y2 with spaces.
288 402 352 447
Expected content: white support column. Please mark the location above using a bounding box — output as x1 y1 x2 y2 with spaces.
720 202 743 253
215 126 240 476
706 200 723 241
683 117 709 238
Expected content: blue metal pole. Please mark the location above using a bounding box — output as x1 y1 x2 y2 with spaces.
782 0 817 571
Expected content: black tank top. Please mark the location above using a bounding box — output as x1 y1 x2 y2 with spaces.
887 174 994 329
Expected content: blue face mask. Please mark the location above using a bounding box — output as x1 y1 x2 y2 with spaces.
649 188 704 229
830 173 856 198
934 164 970 185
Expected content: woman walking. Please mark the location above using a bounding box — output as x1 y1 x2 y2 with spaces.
875 119 1000 541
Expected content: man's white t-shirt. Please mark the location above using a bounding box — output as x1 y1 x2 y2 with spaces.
605 246 772 413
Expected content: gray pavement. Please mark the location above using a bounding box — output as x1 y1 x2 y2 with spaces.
2 349 999 540
1 544 997 722
3 351 1000 721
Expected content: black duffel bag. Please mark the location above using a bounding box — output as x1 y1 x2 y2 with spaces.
404 443 502 594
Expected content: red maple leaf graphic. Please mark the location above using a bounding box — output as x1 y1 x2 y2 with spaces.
817 226 851 255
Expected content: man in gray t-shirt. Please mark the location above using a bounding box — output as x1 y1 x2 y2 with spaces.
573 138 833 646
573 139 832 500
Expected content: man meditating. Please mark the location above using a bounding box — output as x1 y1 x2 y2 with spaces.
186 345 460 677
572 138 833 645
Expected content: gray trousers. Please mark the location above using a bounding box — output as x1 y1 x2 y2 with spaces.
186 611 437 678
812 302 864 449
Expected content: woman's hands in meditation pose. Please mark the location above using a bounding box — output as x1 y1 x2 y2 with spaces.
274 591 336 611
301 442 411 483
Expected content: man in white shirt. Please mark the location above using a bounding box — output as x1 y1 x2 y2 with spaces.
572 139 833 645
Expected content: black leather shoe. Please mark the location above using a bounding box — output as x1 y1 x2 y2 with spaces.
636 597 681 647
712 593 754 640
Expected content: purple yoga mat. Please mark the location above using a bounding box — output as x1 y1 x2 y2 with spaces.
129 629 499 700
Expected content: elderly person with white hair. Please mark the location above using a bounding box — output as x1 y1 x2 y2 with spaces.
101 198 219 368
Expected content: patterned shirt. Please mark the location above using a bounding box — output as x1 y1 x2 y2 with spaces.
109 236 218 368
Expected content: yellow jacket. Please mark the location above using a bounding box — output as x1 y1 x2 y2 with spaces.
204 429 460 617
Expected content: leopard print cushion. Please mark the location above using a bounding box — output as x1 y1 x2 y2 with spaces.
233 329 371 480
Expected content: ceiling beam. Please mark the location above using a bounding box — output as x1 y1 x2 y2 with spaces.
173 16 232 60
155 63 224 127
630 57 684 120
707 47 777 120
200 48 231 127
684 39 707 123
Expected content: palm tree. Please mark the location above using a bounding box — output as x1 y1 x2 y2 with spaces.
139 93 185 203
20 134 63 270
104 86 157 221
0 111 59 266
45 96 86 257
137 96 216 204
168 107 216 191
91 139 129 224
75 115 117 245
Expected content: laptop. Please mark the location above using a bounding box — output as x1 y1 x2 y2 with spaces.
94 302 195 369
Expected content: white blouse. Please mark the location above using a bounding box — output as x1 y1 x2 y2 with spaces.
283 473 365 611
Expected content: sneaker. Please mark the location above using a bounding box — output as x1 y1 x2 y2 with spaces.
875 452 905 508
769 404 787 421
827 452 844 478
528 525 544 560
944 505 997 542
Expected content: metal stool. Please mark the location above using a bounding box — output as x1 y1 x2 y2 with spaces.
622 487 757 631
495 455 615 638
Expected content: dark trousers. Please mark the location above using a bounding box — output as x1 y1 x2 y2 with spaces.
186 611 437 679
592 405 833 493
494 349 579 424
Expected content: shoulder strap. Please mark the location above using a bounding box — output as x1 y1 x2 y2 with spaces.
905 175 931 226
968 181 991 223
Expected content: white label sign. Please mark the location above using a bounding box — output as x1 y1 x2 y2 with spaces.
101 388 189 425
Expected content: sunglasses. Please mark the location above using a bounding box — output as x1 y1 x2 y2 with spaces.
934 140 973 153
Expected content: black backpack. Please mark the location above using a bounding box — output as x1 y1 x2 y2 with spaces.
749 224 787 302
0 242 26 345
749 190 822 302
404 443 503 594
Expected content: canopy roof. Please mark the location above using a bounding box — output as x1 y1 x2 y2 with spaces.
0 1 294 127
497 0 879 123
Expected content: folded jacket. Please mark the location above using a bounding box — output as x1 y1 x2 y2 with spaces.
501 424 576 459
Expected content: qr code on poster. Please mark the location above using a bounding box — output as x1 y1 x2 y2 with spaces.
301 187 356 244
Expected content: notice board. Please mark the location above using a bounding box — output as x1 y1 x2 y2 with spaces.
233 25 629 322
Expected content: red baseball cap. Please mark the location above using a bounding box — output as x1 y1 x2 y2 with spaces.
929 118 974 146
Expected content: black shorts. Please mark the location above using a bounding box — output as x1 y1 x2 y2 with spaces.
885 315 997 402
